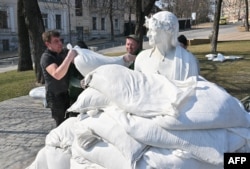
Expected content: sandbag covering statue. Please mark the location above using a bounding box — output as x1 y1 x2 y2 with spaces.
27 11 250 169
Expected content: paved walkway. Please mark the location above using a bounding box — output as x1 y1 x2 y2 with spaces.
1 25 250 169
0 96 55 169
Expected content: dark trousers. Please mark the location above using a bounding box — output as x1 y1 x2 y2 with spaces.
46 91 70 126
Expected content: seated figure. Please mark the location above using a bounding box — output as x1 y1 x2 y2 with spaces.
135 11 199 81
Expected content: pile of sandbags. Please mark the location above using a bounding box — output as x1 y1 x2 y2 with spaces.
27 53 250 169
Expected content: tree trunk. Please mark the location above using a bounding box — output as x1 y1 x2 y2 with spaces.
135 0 144 50
135 0 156 50
129 6 132 34
109 0 114 41
210 0 222 53
17 0 33 71
245 0 249 31
22 0 45 84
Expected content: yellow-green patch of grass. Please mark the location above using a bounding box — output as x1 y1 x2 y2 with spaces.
189 40 250 59
0 70 36 102
103 52 126 56
189 40 250 99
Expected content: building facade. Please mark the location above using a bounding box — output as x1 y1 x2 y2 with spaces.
0 0 17 52
0 0 125 52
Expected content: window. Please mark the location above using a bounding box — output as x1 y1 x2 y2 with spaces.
42 13 48 28
114 19 119 29
75 0 82 16
101 18 105 30
2 39 9 51
0 11 8 29
113 0 118 9
39 0 61 2
92 17 97 30
76 26 83 40
90 0 97 8
55 14 61 29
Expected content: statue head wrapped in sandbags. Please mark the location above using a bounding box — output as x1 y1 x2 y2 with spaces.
144 11 179 48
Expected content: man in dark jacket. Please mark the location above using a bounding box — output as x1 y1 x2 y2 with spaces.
40 30 77 126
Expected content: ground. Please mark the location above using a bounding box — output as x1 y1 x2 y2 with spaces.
199 56 250 100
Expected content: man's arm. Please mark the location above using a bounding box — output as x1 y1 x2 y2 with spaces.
46 50 76 80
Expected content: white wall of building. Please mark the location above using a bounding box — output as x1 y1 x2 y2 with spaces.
0 0 125 52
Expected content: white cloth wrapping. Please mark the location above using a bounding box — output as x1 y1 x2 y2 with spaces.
45 117 78 153
29 86 47 107
105 108 246 165
73 46 127 76
152 77 250 130
67 87 111 114
84 64 196 117
27 61 250 169
26 146 71 169
71 137 133 169
74 109 148 165
29 86 46 99
70 158 105 169
141 147 223 169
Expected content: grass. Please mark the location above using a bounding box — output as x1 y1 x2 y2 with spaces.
0 70 37 102
0 40 249 102
189 40 250 100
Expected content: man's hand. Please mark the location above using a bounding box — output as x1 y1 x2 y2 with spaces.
80 78 88 89
67 49 77 63
123 53 136 63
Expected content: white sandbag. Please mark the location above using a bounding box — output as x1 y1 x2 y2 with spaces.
29 86 47 107
71 137 133 169
142 147 223 169
27 118 77 169
26 146 71 169
67 88 111 114
106 109 243 165
75 108 147 164
205 53 217 60
213 53 225 62
25 147 48 169
85 64 196 117
228 127 250 152
29 86 46 99
45 117 78 152
73 46 126 76
45 146 71 169
70 158 105 169
153 78 250 130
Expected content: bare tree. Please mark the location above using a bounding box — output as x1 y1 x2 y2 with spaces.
17 0 45 83
174 0 192 18
211 0 223 53
135 0 157 50
87 0 125 41
124 0 136 35
108 0 115 41
162 0 211 23
245 0 249 31
222 0 245 22
17 0 33 71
